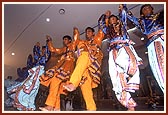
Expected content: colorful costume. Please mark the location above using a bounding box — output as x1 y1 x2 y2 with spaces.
7 43 50 110
99 7 142 109
66 28 104 111
39 39 76 110
125 4 164 92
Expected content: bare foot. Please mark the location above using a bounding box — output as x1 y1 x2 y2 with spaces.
39 105 54 111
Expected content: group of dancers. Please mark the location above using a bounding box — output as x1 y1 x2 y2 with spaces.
5 4 164 111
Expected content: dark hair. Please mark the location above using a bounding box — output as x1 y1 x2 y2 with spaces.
63 35 72 41
42 46 46 49
85 27 95 33
109 14 119 20
140 4 153 16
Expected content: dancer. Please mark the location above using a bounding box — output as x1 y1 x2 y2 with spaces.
7 41 50 110
98 5 142 111
63 26 104 111
39 35 76 111
123 4 164 92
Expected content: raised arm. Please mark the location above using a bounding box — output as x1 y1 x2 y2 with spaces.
98 10 111 34
33 42 41 62
93 11 111 46
120 4 140 27
118 4 130 40
119 4 137 43
119 4 127 34
44 43 51 62
46 35 65 54
92 30 104 47
73 27 80 42
72 27 81 48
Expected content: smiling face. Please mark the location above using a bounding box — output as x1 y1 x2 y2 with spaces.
85 27 95 41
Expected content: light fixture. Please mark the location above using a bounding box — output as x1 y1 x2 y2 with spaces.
59 9 65 15
46 18 50 22
11 52 15 56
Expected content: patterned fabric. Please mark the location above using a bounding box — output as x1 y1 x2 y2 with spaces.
6 43 50 111
76 40 103 87
147 36 164 92
125 4 164 92
8 66 44 110
101 5 142 108
87 44 103 86
42 40 76 81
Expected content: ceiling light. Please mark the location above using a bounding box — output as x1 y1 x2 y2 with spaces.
11 52 15 56
46 18 50 22
59 9 65 15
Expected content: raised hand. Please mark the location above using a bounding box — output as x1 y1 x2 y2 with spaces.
46 35 52 42
73 27 80 41
119 4 124 13
105 10 111 18
119 4 127 13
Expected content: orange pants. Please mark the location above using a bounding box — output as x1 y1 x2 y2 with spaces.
70 52 96 111
40 75 66 109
